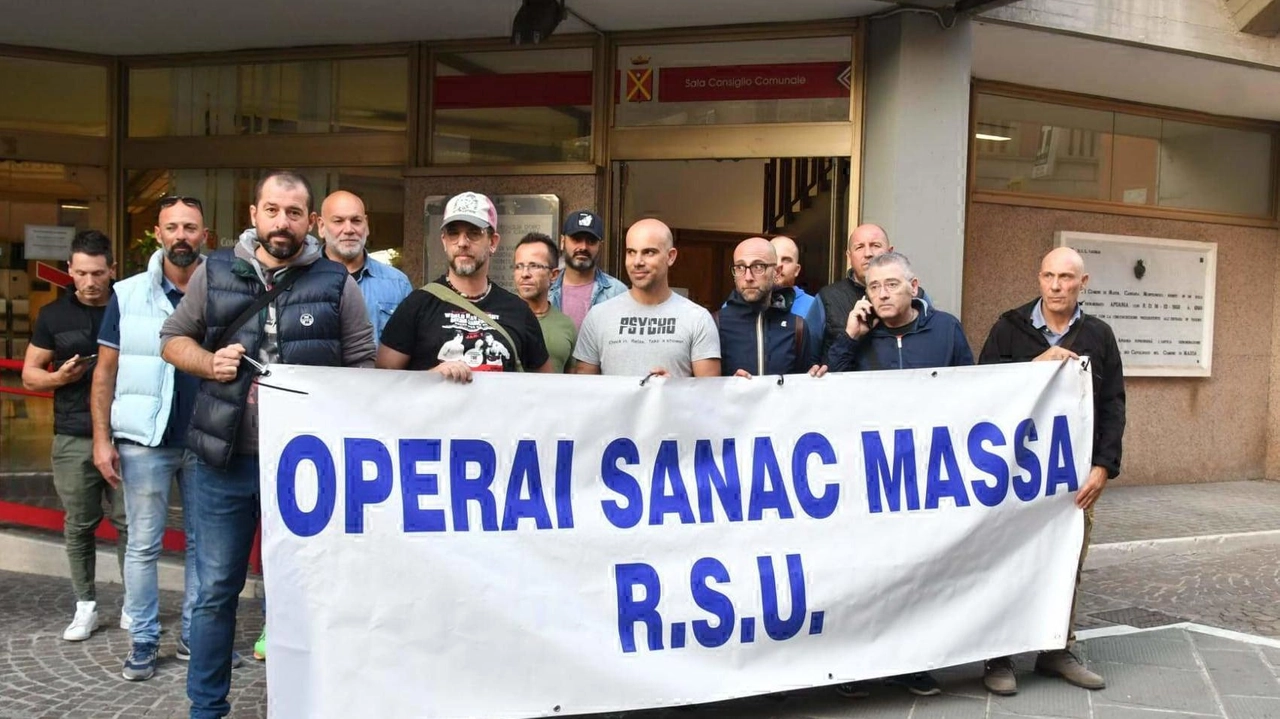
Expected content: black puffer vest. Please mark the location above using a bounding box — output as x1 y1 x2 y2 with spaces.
186 249 346 468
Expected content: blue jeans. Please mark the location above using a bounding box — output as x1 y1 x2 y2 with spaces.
120 444 198 647
186 454 260 719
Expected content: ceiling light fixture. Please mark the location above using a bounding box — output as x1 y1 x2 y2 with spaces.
975 133 1012 142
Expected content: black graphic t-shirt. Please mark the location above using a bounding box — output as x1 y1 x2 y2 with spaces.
380 278 550 372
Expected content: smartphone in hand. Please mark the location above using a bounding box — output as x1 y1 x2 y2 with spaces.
72 354 98 366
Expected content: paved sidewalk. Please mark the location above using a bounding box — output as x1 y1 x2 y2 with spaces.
0 570 265 719
3 562 1278 719
3 480 1279 718
1092 479 1280 545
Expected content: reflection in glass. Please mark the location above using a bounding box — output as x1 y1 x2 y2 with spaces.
128 57 409 137
0 56 108 136
974 93 1274 218
432 47 593 164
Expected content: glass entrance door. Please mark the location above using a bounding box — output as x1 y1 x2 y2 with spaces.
611 157 848 311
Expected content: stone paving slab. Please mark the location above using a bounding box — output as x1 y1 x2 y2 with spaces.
1082 545 1280 639
1091 480 1280 545
1199 649 1280 697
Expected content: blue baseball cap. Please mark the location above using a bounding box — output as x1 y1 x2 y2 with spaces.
562 210 604 241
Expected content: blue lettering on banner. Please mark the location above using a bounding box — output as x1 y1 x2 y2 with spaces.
614 554 825 653
344 438 393 534
693 439 743 523
400 439 445 532
450 440 499 532
270 415 1080 536
1013 419 1042 501
863 415 1080 513
968 422 1009 508
278 435 338 538
502 439 553 531
791 432 839 519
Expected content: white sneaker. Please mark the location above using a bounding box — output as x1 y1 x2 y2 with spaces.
63 601 99 641
120 611 133 631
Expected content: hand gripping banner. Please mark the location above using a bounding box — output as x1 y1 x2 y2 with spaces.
258 361 1091 719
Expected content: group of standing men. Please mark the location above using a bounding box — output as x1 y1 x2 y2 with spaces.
23 179 1124 718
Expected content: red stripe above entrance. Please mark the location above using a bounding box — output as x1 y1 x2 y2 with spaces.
434 71 593 110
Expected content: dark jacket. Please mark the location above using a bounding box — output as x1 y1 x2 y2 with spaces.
816 271 931 361
717 288 815 376
978 298 1126 479
826 299 972 372
186 248 348 468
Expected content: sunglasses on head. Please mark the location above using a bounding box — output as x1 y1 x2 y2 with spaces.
158 195 203 212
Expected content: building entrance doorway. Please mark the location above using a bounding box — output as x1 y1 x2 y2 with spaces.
613 158 848 311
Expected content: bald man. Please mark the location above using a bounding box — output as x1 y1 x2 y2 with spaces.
318 190 413 346
770 236 826 362
718 237 820 377
573 218 720 377
816 224 933 362
976 246 1125 696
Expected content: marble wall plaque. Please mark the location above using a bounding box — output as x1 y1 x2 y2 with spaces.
1055 231 1215 377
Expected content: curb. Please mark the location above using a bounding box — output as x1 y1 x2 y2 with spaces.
0 529 263 600
1084 529 1280 570
1077 621 1280 649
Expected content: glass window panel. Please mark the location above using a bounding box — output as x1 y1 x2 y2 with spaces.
1108 113 1161 205
0 57 107 136
974 94 1112 200
1156 121 1272 217
615 37 852 127
123 167 404 274
432 47 593 165
974 92 1274 218
128 57 408 137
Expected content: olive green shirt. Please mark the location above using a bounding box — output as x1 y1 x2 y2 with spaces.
538 306 578 373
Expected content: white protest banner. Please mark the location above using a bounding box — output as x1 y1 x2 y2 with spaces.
259 361 1091 719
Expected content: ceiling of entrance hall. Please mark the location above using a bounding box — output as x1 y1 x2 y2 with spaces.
2 0 895 55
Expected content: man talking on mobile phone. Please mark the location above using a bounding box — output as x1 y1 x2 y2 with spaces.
22 230 124 644
825 251 972 372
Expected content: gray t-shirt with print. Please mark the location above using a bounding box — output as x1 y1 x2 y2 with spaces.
573 291 720 377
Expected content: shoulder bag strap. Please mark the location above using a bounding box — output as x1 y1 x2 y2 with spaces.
210 262 310 351
423 282 524 372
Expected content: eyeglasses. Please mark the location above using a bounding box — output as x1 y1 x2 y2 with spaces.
513 262 552 273
158 195 203 212
443 225 490 243
866 279 906 293
730 262 776 277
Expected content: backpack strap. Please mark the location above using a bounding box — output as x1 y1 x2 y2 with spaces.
422 282 524 372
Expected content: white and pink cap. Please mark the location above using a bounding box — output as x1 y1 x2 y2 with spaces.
442 191 498 231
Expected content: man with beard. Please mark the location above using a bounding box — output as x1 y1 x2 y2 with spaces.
318 190 412 346
160 170 375 719
377 191 552 380
23 230 121 643
513 232 576 372
548 209 626 330
91 196 242 679
573 218 720 377
717 236 821 377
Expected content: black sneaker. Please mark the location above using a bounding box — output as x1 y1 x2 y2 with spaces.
177 637 244 668
884 672 941 696
122 642 158 681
